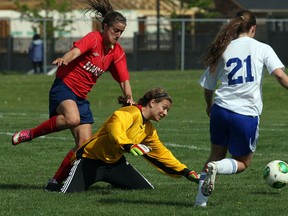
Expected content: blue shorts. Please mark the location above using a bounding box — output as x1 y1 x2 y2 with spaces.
210 104 259 157
49 78 94 124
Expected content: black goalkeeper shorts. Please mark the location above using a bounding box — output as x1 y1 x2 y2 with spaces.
61 156 154 193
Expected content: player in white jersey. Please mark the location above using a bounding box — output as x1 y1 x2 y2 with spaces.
194 10 288 207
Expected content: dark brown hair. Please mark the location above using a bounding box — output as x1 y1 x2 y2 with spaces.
80 0 126 29
204 10 256 73
118 88 172 107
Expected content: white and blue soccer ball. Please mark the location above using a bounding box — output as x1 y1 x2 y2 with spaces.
263 160 288 189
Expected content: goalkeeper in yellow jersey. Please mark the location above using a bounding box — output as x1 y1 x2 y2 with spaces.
58 87 199 193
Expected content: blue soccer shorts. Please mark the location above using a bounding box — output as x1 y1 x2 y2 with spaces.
49 78 94 124
210 104 259 157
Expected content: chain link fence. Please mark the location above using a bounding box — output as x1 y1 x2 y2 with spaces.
1 18 288 73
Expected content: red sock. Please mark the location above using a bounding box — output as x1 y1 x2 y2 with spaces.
53 149 75 183
30 116 59 138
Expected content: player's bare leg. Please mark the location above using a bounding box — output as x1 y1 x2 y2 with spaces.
12 100 80 145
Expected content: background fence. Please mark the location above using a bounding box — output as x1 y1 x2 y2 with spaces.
1 18 288 73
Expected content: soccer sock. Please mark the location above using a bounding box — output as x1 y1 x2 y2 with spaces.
30 116 59 139
215 158 238 174
195 172 209 206
53 149 75 184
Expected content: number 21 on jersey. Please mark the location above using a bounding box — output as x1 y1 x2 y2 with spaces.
227 55 254 85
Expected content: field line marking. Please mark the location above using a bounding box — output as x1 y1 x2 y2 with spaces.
1 132 208 151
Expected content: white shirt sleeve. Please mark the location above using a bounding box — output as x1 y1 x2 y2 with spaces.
262 44 285 74
199 67 218 90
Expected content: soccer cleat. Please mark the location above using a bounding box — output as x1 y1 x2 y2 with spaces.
194 202 207 207
11 129 32 145
201 161 217 196
45 179 63 192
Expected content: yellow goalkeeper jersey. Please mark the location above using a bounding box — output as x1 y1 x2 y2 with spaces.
75 105 187 177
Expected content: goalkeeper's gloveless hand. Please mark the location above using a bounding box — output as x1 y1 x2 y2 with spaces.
130 144 152 156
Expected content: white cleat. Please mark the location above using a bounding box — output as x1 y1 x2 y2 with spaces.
201 162 217 196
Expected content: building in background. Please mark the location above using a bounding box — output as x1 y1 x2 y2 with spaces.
0 0 198 38
0 0 202 72
2 0 288 72
214 0 288 18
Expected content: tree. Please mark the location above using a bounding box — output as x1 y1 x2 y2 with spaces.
14 0 74 38
170 0 219 19
168 0 220 33
166 0 219 70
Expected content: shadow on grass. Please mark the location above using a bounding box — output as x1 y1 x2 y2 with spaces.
0 183 133 193
250 190 282 196
0 183 44 190
98 197 192 207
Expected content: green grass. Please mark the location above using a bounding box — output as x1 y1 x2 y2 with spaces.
0 70 288 215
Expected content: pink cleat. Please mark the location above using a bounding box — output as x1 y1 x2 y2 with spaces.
12 129 32 145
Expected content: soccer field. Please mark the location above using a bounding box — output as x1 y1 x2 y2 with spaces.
0 70 288 215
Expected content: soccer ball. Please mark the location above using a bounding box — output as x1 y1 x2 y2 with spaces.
263 160 288 189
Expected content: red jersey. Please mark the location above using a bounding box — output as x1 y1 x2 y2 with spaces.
56 31 130 99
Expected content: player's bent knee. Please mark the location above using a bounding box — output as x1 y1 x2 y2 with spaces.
65 117 81 127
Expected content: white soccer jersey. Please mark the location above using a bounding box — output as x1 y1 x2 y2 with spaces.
199 36 285 116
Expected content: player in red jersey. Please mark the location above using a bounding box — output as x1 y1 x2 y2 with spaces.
11 0 134 191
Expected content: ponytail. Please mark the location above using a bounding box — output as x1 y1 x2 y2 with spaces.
80 0 126 29
204 10 256 74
